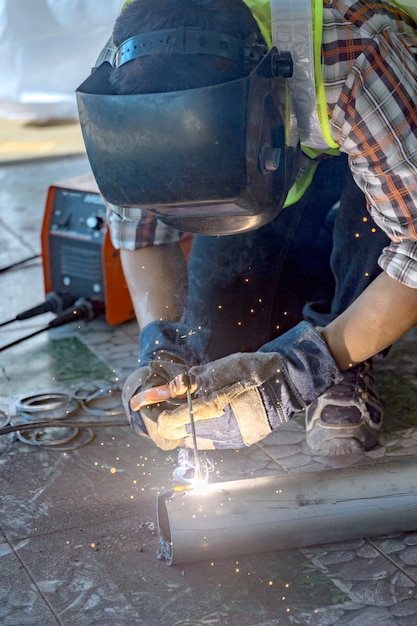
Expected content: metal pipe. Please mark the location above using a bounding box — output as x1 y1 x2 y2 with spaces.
157 456 417 566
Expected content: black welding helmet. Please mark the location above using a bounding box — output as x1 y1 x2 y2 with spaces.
76 29 300 236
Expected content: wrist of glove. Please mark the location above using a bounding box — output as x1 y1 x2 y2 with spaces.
138 320 210 366
152 322 343 450
122 320 210 449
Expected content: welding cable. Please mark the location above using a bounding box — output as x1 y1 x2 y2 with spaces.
0 254 40 274
0 298 99 351
0 418 128 437
0 293 77 328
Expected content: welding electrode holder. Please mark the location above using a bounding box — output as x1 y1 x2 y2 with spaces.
130 372 197 411
172 373 197 397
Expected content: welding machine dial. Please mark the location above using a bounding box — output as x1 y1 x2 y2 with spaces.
86 215 104 230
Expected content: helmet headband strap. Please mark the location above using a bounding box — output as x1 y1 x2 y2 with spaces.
115 27 248 67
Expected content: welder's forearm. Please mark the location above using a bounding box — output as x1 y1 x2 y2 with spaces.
321 272 417 371
120 244 187 329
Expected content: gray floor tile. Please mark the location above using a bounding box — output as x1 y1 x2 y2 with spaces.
2 154 417 623
0 533 59 626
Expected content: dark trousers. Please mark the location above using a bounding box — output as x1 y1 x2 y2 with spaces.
185 155 390 360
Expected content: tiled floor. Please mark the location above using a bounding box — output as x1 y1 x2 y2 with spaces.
1 121 417 625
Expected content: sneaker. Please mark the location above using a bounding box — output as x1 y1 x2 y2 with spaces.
305 360 383 455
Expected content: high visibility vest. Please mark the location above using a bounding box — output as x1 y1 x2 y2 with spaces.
118 0 416 204
247 0 417 151
391 0 417 22
244 0 417 202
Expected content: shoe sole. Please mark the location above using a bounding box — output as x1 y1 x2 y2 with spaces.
307 422 380 455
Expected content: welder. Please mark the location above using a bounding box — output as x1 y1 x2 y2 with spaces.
77 0 417 455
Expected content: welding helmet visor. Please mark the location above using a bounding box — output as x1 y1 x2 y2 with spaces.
76 49 300 235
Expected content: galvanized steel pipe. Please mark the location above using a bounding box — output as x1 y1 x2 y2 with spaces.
157 456 417 565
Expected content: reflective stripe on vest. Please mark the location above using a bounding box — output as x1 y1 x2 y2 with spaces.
270 0 338 151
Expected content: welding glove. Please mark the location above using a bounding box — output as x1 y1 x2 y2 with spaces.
122 320 209 448
151 321 343 450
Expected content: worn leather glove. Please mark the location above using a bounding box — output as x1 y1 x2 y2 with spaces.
136 319 209 368
147 322 343 450
122 320 209 447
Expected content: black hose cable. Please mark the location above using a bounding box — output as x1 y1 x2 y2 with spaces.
17 292 78 320
0 254 40 274
0 298 100 352
0 419 129 437
0 292 77 328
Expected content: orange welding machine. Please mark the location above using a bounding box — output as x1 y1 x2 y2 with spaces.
41 173 135 326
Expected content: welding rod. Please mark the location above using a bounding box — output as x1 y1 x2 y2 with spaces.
186 384 202 482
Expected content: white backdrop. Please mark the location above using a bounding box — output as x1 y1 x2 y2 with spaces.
0 0 121 120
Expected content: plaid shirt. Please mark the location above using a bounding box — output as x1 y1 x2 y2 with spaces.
108 0 417 288
323 0 417 287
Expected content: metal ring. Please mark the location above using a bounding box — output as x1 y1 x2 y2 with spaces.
16 426 79 447
17 427 95 451
15 392 72 413
15 393 79 421
79 386 124 417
